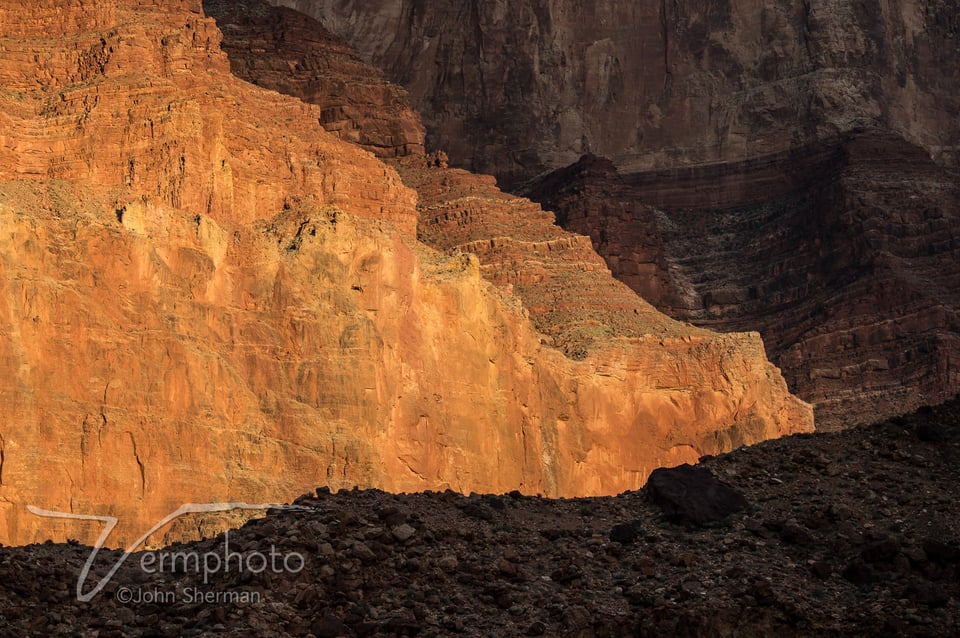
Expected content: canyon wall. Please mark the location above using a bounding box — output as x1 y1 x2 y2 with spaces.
0 0 811 547
529 138 960 429
270 0 960 188
275 0 960 427
206 0 425 158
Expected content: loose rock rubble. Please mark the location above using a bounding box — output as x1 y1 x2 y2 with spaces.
2 398 959 637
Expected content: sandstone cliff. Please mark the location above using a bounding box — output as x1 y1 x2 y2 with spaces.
0 0 810 548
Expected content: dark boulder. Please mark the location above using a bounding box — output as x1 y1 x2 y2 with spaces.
645 464 748 527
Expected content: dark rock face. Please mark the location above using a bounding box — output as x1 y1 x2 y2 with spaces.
645 464 748 526
3 398 960 636
271 0 960 189
529 131 960 429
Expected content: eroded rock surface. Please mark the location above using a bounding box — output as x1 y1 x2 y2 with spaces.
529 135 960 428
397 152 814 496
0 0 811 548
277 0 960 429
271 0 960 188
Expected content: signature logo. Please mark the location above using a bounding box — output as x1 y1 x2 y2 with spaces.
29 501 312 601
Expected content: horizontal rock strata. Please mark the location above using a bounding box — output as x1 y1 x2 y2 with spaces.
0 0 811 548
529 133 960 428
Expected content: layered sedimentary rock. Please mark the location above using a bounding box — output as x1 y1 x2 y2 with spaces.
205 0 425 158
529 134 960 428
0 0 810 548
270 0 960 189
280 0 960 428
0 0 415 232
396 153 813 495
206 0 811 450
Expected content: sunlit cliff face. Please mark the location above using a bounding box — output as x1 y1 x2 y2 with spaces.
0 0 810 548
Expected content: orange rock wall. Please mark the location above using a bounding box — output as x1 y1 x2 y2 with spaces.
0 0 811 548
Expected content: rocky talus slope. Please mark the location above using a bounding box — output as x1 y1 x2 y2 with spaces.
0 0 810 548
529 136 960 429
0 398 957 636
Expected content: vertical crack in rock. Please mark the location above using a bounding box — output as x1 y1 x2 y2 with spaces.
800 0 814 61
99 381 109 443
659 0 671 95
127 432 145 499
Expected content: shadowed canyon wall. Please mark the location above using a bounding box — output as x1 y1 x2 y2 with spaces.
0 0 811 547
270 0 960 188
207 0 426 159
528 141 960 429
